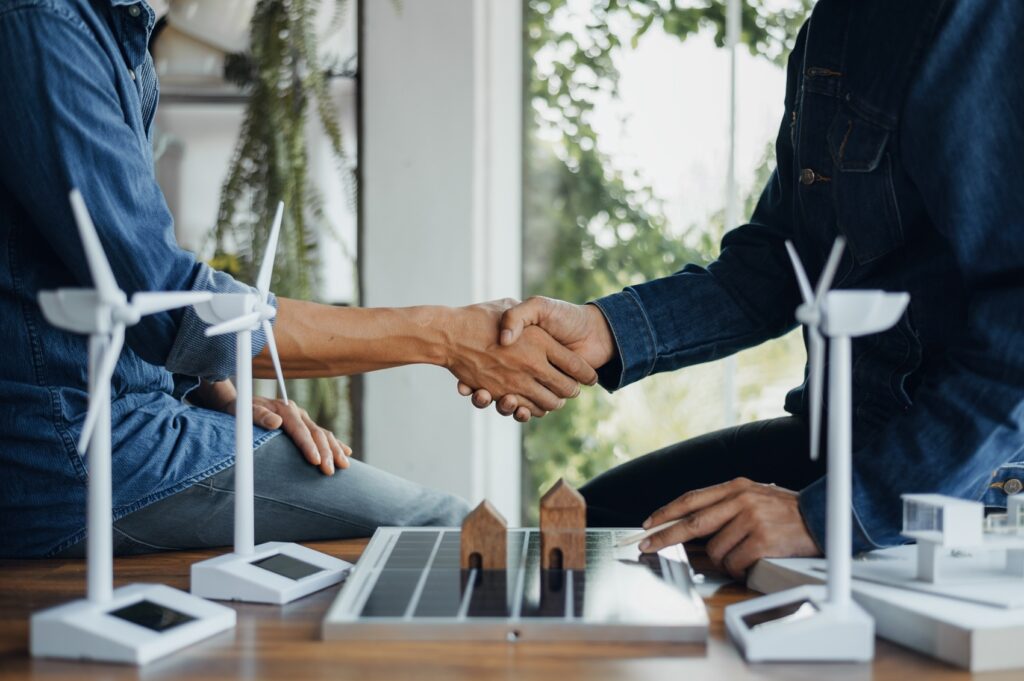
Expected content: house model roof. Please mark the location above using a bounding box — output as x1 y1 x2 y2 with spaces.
540 478 585 509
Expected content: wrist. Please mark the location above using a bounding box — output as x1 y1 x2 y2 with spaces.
413 305 461 369
584 302 617 369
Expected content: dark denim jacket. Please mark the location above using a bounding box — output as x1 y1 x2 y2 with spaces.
594 0 1024 552
0 0 276 557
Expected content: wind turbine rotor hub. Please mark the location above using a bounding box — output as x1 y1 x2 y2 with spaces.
795 304 821 328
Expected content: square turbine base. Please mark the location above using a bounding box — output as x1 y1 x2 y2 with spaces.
30 583 236 665
191 541 351 604
724 585 874 662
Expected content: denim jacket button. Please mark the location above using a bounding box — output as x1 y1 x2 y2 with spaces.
1004 478 1023 495
800 168 817 185
129 5 141 17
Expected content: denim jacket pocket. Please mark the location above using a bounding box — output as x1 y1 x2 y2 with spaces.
827 109 904 264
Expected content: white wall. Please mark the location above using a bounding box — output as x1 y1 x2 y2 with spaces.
362 0 524 522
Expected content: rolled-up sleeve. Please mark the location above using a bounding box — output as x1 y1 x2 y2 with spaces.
165 264 276 380
0 5 270 380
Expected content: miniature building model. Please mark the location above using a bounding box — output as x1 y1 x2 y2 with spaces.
901 494 1024 582
539 479 586 570
1010 495 1024 531
902 494 983 546
460 500 508 570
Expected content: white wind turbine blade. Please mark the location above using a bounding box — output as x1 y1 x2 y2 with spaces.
69 189 121 304
78 324 125 454
262 319 289 404
784 241 814 304
255 202 284 302
204 311 262 337
813 237 846 305
129 291 212 317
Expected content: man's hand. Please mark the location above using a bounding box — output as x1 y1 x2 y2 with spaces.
445 299 598 419
640 478 821 580
188 379 350 476
248 396 351 476
457 297 616 421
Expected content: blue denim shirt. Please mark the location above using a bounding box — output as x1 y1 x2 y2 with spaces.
0 0 277 557
594 0 1024 552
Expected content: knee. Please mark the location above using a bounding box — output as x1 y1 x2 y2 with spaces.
429 494 471 527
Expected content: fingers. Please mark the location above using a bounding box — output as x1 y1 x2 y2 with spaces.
274 401 322 469
327 430 351 471
640 495 746 553
457 381 473 397
644 477 753 530
499 297 551 345
704 512 753 577
472 389 493 409
545 336 598 387
253 405 283 429
299 410 337 476
496 394 519 417
721 535 769 580
265 399 351 476
496 394 545 421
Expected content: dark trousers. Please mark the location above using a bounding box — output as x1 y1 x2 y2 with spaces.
580 416 826 527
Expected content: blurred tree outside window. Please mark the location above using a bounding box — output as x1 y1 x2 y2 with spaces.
522 0 814 520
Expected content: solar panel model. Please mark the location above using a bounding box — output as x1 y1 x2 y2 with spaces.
322 480 708 644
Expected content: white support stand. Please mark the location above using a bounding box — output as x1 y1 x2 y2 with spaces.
189 330 349 604
725 337 873 662
31 583 235 665
724 240 907 663
725 585 873 662
917 542 942 582
1008 550 1024 578
189 208 350 604
32 233 236 665
192 541 350 605
32 364 235 665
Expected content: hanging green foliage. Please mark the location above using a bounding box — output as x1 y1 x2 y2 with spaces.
211 0 353 431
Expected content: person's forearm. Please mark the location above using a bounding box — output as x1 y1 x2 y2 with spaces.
254 298 454 379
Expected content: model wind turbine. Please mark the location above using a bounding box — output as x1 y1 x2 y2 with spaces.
190 202 350 604
31 190 236 665
725 237 909 662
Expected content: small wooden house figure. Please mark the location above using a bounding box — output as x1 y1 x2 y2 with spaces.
902 494 984 582
460 500 508 571
539 479 586 570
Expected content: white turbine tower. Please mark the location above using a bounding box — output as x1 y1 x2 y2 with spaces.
190 202 350 604
725 237 909 662
30 190 236 665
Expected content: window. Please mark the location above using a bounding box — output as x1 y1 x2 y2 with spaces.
904 503 943 534
522 0 812 517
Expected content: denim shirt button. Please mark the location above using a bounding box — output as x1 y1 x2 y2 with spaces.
128 69 136 81
128 5 141 17
1004 478 1023 495
800 168 817 185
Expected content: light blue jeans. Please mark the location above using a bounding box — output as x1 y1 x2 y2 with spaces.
56 434 470 557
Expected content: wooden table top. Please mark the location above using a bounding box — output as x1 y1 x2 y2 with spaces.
0 539 1012 680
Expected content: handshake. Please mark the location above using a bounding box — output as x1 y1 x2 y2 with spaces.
446 296 618 422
